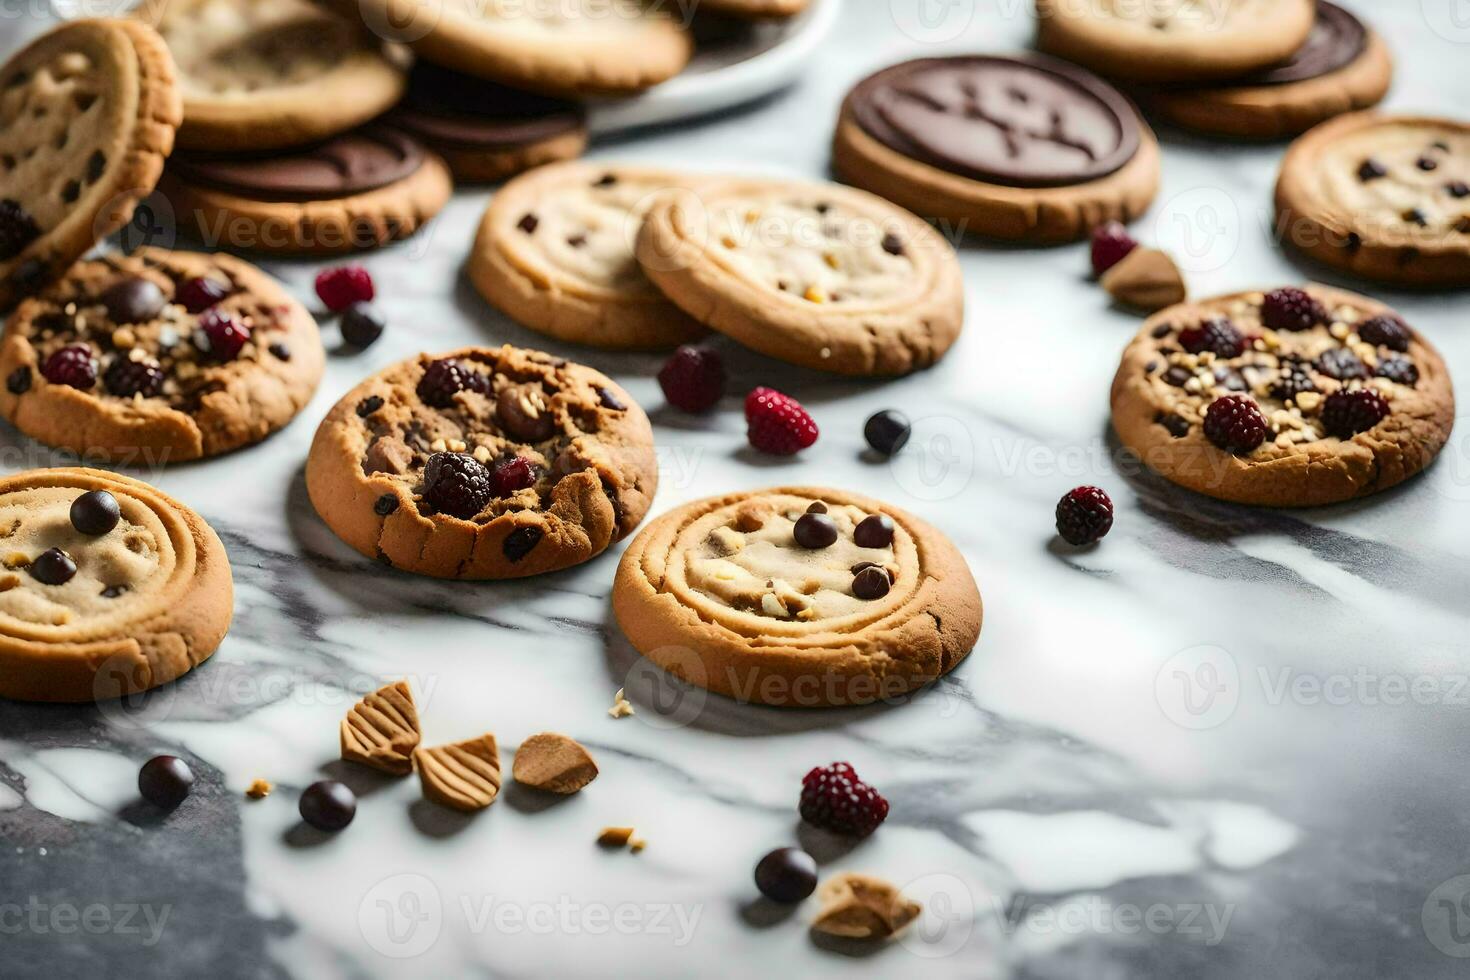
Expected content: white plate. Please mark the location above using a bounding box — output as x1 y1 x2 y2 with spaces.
588 0 842 135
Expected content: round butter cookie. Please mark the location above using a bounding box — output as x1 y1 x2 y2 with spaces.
613 488 982 707
306 345 656 579
635 179 963 375
0 467 232 703
1111 285 1454 506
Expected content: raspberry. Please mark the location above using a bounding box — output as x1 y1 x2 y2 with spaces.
1357 314 1411 352
1260 287 1326 332
104 357 163 398
422 452 491 519
417 358 489 408
1271 359 1318 402
657 345 725 413
0 198 40 261
314 265 374 312
745 386 818 455
1315 348 1368 381
194 309 251 361
1089 221 1138 276
491 455 536 496
1178 318 1245 358
1203 394 1269 454
1322 389 1389 438
1055 486 1114 546
41 345 97 389
176 276 228 314
1376 355 1419 387
798 762 888 838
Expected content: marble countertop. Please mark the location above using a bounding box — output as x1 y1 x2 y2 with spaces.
5 2 1470 978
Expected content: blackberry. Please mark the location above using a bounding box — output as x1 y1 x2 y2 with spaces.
1178 318 1245 358
1271 361 1318 402
1357 314 1411 352
417 358 489 408
1261 287 1326 332
104 357 164 398
798 762 889 838
175 276 229 313
422 452 491 519
1375 355 1419 387
1203 394 1269 454
1322 389 1390 438
0 199 40 261
41 345 97 389
1055 486 1114 546
1315 348 1369 381
657 345 725 413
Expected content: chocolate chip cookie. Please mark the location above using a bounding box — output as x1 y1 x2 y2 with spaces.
614 488 982 707
162 126 452 254
0 19 182 310
469 162 706 350
1275 113 1470 287
1111 286 1455 506
1145 2 1392 140
833 54 1160 243
305 345 657 579
0 247 324 463
635 179 964 375
387 62 588 183
139 0 406 152
1035 0 1316 84
0 467 232 702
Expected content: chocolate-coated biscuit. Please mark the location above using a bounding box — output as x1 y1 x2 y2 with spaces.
0 467 232 703
613 487 983 707
305 345 657 580
162 126 451 254
833 55 1159 243
1111 285 1455 506
0 247 324 463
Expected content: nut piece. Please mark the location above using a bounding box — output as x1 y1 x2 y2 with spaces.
598 826 636 847
245 778 273 799
512 733 599 794
1101 248 1187 313
497 383 556 442
811 873 921 940
340 681 421 776
415 734 502 812
608 688 635 719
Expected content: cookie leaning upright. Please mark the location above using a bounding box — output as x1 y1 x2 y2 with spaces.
0 247 324 462
636 179 963 376
0 19 182 310
138 0 407 152
613 488 982 707
469 162 705 350
833 54 1159 244
306 345 657 579
1034 0 1316 84
1111 286 1454 506
0 467 232 703
1275 113 1470 288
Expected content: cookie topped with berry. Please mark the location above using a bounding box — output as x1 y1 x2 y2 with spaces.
1111 285 1455 506
612 487 982 706
0 247 324 463
0 19 182 310
305 345 656 579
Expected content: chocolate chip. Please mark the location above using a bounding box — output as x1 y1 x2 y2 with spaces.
299 780 355 831
138 756 193 809
6 366 31 394
595 386 625 411
1448 181 1470 199
1158 413 1191 438
850 561 881 575
567 234 587 248
0 198 41 261
793 512 838 549
100 277 165 324
1404 208 1429 226
496 384 556 442
85 149 105 182
101 584 128 598
1163 365 1192 387
373 494 399 516
1357 158 1387 182
881 233 904 256
269 342 291 361
814 202 830 214
852 565 891 600
503 526 543 562
1345 232 1363 254
356 395 384 417
593 173 617 187
340 302 385 348
517 213 539 234
1151 323 1173 339
1417 156 1440 172
853 514 895 549
29 547 76 585
71 489 119 535
863 409 910 456
754 848 817 903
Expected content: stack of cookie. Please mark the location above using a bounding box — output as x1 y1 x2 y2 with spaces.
469 161 966 374
1035 0 1392 140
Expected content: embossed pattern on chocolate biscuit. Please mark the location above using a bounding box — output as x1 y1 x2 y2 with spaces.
415 734 502 812
340 680 421 775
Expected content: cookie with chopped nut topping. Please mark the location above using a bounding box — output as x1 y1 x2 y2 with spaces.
0 247 323 463
305 345 656 579
1110 285 1455 506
